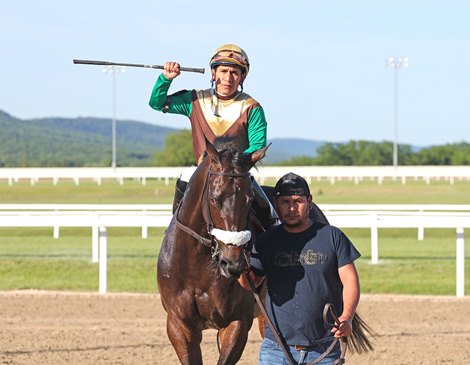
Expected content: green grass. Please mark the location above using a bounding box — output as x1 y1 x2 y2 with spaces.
0 227 165 292
345 228 470 295
0 179 176 204
2 178 470 204
0 178 469 294
307 179 470 204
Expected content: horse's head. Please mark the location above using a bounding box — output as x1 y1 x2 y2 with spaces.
203 137 268 279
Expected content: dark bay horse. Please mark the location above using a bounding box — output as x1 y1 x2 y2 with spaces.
157 138 269 365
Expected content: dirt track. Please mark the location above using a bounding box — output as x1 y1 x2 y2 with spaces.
1 291 470 365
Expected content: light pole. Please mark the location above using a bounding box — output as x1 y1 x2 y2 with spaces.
385 57 409 168
102 65 125 169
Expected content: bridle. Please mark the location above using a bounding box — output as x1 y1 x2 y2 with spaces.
175 165 252 257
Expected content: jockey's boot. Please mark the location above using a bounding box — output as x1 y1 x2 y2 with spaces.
172 178 188 214
251 180 279 231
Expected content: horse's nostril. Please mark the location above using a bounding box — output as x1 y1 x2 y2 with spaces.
228 265 244 277
220 260 228 268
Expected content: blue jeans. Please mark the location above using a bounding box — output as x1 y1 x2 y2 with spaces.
258 337 341 365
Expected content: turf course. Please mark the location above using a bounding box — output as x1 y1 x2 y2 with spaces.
0 178 469 294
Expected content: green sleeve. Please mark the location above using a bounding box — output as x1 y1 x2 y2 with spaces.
148 73 193 117
244 106 267 153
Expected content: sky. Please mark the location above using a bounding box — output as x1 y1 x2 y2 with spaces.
1 0 469 147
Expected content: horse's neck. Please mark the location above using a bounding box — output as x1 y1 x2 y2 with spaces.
178 161 209 232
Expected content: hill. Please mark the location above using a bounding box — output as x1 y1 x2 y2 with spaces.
264 138 323 163
0 110 178 167
0 109 324 167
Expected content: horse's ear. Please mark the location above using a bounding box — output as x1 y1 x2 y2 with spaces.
250 143 271 164
205 138 219 162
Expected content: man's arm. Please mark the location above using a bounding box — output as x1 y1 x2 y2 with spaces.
331 262 360 337
148 61 192 116
149 74 193 114
148 73 174 111
244 106 267 153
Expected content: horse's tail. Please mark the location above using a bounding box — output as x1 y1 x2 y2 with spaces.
347 312 376 354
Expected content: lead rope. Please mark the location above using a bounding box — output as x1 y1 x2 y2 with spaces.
305 303 347 365
244 259 295 365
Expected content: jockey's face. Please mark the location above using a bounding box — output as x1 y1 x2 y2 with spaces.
212 65 244 98
275 195 312 233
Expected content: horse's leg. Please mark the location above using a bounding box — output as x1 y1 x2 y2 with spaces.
166 313 203 365
216 319 251 365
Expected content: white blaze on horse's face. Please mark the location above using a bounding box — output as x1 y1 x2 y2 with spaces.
210 228 251 247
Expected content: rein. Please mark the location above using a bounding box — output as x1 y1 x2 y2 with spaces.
175 207 213 247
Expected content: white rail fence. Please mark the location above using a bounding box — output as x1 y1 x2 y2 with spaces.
0 204 468 296
1 166 470 186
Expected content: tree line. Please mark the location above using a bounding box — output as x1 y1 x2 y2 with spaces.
277 140 470 166
2 123 468 167
155 131 470 166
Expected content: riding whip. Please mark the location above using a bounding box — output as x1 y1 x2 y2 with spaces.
73 59 205 74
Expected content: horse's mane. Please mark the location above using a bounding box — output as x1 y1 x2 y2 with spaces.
211 137 253 168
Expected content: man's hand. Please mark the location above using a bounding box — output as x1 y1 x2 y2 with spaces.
331 316 353 337
163 61 181 79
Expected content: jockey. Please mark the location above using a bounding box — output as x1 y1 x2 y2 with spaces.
149 44 277 229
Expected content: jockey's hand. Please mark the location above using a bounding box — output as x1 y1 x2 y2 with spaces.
163 61 181 79
331 316 353 338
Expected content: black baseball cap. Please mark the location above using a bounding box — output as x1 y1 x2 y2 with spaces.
274 172 311 197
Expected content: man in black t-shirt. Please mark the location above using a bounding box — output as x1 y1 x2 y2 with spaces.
243 172 361 365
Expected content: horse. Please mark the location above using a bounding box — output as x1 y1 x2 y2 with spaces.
157 137 269 365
